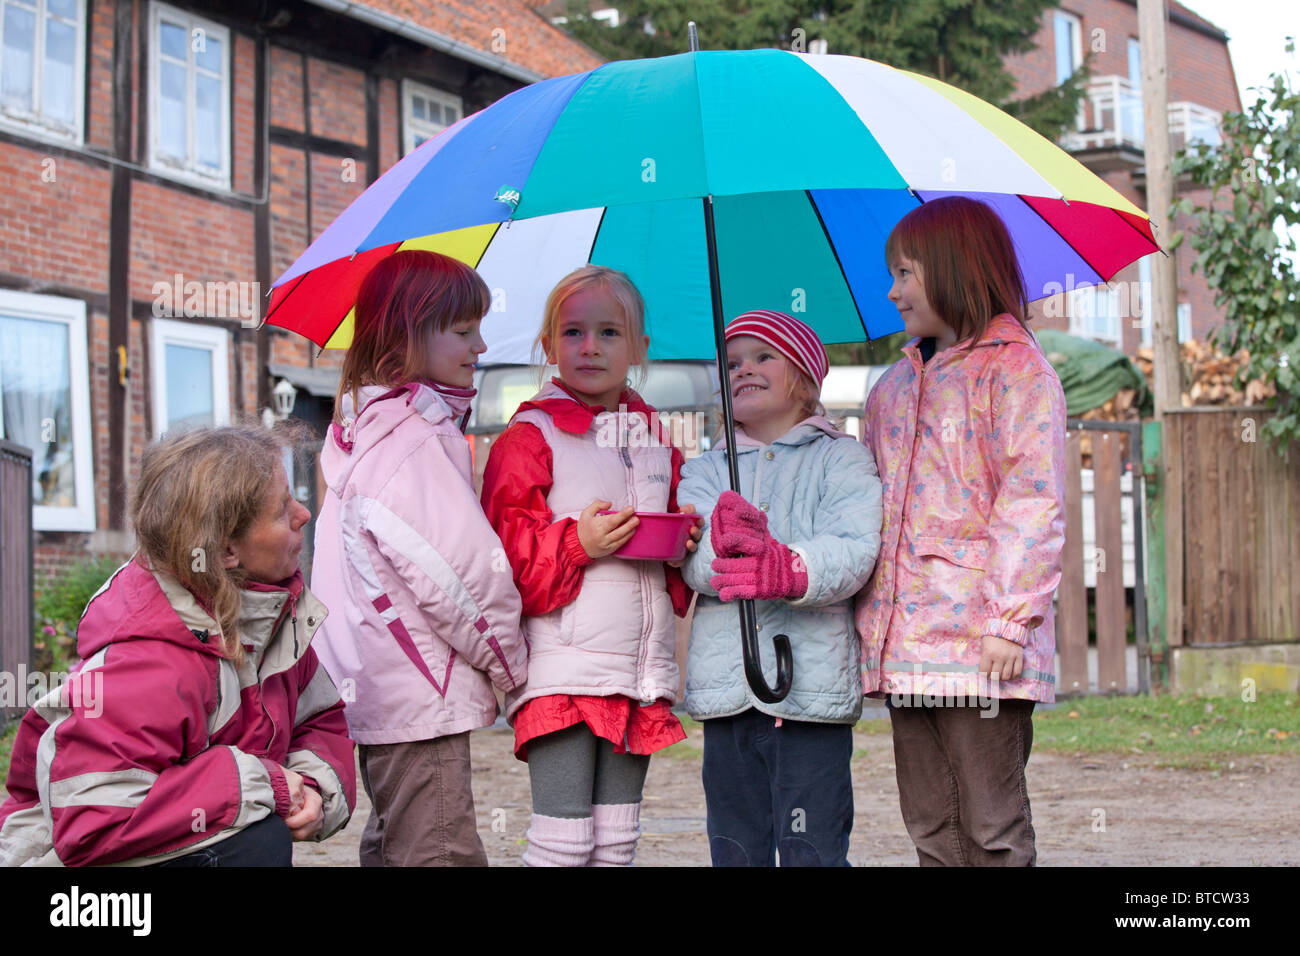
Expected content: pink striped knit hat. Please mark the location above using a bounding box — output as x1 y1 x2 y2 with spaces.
724 310 829 387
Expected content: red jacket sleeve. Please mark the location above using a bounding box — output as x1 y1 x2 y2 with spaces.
481 422 593 616
283 650 357 841
665 444 693 617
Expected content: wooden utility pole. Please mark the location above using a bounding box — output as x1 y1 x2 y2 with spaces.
1139 0 1185 656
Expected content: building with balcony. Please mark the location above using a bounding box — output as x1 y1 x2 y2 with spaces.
0 0 601 578
1007 0 1241 357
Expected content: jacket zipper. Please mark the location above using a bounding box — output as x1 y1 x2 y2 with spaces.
257 591 298 758
621 435 654 702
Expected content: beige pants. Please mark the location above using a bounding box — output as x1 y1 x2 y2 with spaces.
358 734 489 867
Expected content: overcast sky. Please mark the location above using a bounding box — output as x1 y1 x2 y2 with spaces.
1179 0 1298 106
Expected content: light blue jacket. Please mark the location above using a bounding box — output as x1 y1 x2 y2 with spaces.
678 418 883 723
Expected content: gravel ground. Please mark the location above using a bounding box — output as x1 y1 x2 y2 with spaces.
295 708 1300 867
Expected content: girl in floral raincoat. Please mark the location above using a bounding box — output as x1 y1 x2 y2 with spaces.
859 196 1067 866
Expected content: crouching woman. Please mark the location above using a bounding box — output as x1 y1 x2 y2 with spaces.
0 425 356 867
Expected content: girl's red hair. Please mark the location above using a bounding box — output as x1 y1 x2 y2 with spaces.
885 197 1030 347
335 250 490 421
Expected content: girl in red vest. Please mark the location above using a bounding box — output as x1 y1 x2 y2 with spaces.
481 265 700 866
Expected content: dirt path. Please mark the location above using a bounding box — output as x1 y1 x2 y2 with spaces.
295 715 1300 867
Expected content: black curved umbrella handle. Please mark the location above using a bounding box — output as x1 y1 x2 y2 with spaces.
739 599 793 703
702 194 794 703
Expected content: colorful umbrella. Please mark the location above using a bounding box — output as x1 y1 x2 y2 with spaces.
267 48 1159 702
268 49 1157 359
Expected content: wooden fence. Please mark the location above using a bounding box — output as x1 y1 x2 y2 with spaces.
1057 421 1147 696
1167 408 1299 645
1 440 33 726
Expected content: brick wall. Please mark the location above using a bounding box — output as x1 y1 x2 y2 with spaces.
88 0 116 151
308 58 368 146
129 182 257 300
270 46 305 131
0 146 111 291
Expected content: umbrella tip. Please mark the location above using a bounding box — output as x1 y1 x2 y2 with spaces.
687 21 699 52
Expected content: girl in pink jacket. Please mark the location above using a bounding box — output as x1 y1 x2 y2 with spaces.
311 250 528 866
860 197 1067 866
480 265 700 867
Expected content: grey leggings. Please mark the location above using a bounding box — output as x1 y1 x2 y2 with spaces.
527 723 651 818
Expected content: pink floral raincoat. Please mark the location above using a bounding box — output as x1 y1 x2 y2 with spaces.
857 314 1067 703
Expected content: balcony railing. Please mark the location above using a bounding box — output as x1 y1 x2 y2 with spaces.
1058 75 1222 154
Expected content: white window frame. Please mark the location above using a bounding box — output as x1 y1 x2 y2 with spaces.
0 289 94 531
1067 283 1122 346
148 1 230 190
1053 10 1083 86
1177 303 1191 343
401 78 461 155
150 317 230 439
0 0 87 144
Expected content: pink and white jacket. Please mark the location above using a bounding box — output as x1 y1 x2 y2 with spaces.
311 382 527 745
0 558 355 866
857 314 1067 703
480 380 686 718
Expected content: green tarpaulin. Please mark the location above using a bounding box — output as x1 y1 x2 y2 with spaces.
1036 329 1154 417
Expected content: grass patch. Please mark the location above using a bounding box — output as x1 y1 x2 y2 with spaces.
1034 693 1299 759
855 714 892 735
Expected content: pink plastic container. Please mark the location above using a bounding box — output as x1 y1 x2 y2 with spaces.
598 511 700 562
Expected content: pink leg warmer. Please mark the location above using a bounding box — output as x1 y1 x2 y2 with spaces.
588 802 642 867
522 813 594 867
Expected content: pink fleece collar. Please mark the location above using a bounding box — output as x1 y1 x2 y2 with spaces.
332 381 477 450
515 377 661 437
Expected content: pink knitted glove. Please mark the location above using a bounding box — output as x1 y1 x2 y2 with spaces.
710 536 808 602
710 490 770 557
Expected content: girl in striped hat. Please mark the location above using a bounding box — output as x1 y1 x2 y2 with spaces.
678 310 883 866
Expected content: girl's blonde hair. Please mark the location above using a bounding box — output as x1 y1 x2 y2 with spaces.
336 250 491 422
533 265 649 390
131 424 290 664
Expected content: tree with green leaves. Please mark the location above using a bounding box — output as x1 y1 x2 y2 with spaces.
561 0 1087 139
1174 61 1300 450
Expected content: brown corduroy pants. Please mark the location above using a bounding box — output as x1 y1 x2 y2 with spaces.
887 697 1037 866
357 733 489 867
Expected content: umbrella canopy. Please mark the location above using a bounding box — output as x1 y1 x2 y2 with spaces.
267 49 1158 359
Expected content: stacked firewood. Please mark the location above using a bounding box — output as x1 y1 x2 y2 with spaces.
1133 342 1275 407
1077 387 1143 424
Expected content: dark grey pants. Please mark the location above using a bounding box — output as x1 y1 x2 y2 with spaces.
527 723 651 818
887 697 1037 866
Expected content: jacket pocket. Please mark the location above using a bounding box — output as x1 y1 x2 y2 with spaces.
910 535 989 572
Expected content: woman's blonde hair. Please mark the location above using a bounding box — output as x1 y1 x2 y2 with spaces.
336 250 491 422
131 424 289 663
533 265 649 391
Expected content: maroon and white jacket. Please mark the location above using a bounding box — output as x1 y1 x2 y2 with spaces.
0 558 355 866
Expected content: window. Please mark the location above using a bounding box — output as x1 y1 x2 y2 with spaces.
1053 11 1082 86
0 0 85 142
1177 303 1191 343
149 2 229 188
150 318 230 438
402 79 461 154
1068 283 1121 345
0 289 94 531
